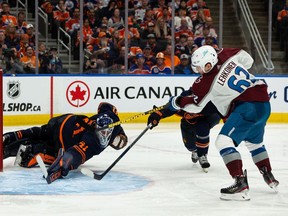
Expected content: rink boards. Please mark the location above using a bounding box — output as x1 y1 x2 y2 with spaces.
2 75 288 125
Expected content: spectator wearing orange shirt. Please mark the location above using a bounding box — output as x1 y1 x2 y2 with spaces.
277 4 288 21
81 18 93 44
163 43 180 67
40 0 54 30
53 0 70 22
51 0 70 39
1 2 18 27
65 8 80 36
20 46 40 74
41 0 54 17
86 24 112 52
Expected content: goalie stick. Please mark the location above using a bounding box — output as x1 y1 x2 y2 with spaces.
36 154 48 178
81 124 152 180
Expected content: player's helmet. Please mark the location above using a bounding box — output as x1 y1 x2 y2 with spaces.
191 45 218 73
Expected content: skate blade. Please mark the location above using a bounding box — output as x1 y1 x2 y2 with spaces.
270 183 279 193
220 190 250 201
202 168 208 173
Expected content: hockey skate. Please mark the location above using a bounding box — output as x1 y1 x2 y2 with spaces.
14 144 28 166
260 167 279 192
191 150 198 163
220 170 250 201
198 155 210 173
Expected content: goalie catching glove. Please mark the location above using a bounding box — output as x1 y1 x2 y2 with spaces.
110 134 128 150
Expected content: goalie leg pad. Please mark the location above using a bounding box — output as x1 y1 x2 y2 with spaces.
14 144 56 168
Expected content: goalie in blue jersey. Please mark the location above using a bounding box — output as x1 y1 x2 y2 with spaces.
3 102 128 181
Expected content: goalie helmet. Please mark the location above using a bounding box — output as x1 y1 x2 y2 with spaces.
97 102 118 115
96 114 114 148
191 45 218 73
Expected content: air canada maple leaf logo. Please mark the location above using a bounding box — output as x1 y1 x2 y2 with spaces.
66 80 90 107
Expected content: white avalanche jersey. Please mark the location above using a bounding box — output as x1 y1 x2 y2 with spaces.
181 48 269 117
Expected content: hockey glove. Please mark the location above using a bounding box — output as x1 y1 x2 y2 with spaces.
169 96 181 111
46 148 73 184
110 134 128 150
147 110 162 129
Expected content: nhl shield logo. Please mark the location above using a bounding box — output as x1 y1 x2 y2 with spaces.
7 81 20 99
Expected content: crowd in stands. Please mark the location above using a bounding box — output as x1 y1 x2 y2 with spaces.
0 0 220 75
0 1 65 74
272 0 288 61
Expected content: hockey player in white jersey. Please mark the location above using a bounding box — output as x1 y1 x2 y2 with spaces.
168 45 279 201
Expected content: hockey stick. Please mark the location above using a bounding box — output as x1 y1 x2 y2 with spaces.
36 154 48 178
95 105 165 132
81 124 152 180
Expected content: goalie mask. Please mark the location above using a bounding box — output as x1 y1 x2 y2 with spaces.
95 114 114 148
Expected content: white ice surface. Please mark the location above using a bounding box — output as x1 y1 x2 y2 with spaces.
1 123 288 216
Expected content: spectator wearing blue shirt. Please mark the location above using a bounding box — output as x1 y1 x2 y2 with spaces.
174 54 195 75
151 52 172 75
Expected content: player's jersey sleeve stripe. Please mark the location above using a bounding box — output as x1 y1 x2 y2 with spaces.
59 114 73 150
73 145 86 164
